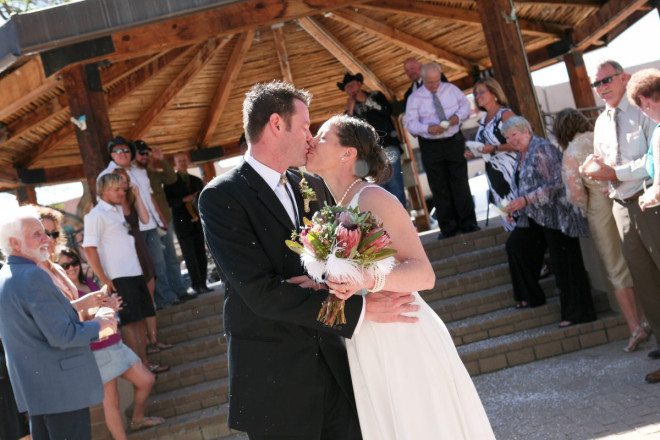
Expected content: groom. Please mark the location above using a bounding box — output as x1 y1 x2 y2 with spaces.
199 81 417 439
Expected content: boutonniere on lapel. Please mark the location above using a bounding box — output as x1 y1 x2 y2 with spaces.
298 170 317 213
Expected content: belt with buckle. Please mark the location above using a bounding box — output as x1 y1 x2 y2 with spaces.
615 190 644 204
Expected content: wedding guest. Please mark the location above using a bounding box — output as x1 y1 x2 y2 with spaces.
112 168 174 355
466 77 517 230
554 108 650 351
625 68 660 383
58 248 164 437
0 338 30 440
503 116 596 327
0 205 115 440
580 60 657 375
83 173 169 374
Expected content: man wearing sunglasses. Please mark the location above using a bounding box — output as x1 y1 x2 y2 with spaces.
582 60 658 373
99 136 181 309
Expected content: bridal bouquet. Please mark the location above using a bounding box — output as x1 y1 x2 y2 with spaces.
286 204 397 326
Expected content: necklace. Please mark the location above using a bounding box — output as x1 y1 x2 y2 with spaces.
337 179 363 205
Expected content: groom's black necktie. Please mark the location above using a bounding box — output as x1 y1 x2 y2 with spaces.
279 174 299 228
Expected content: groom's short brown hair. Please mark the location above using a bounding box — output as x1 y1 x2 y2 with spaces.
243 81 312 145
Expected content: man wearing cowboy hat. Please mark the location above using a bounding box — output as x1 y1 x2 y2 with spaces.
337 73 406 206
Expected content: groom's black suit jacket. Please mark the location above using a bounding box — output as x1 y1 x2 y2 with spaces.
198 160 363 435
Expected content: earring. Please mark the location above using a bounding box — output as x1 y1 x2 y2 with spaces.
341 157 345 162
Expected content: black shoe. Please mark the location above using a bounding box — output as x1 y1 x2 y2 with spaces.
438 231 457 240
199 286 213 293
460 225 481 234
649 349 660 360
179 293 197 302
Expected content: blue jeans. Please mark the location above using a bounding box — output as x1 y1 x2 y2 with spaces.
142 228 179 308
161 220 189 296
380 147 407 207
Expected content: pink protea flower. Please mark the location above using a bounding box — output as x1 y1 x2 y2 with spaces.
337 210 356 226
358 227 391 254
301 229 315 253
335 223 361 258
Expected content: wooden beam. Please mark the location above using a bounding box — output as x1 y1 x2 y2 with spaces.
515 0 601 5
197 31 254 148
0 165 19 183
110 0 370 57
571 0 648 51
62 64 113 201
20 47 190 167
0 58 61 121
359 0 566 37
99 54 155 88
328 9 477 73
15 186 37 205
271 25 294 84
563 51 597 110
477 0 545 136
297 16 395 101
127 38 230 140
595 9 649 46
5 94 68 144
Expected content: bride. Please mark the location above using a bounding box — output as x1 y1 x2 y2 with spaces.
304 115 495 440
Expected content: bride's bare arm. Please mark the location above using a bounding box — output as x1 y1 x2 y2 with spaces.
333 186 435 295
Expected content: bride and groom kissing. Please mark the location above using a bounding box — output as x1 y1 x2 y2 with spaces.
198 80 495 439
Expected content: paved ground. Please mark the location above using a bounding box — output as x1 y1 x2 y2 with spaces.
474 339 660 440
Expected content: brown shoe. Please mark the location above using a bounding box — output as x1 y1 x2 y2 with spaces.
644 369 660 383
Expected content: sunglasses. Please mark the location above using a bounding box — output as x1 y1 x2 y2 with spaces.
112 147 132 155
591 74 620 88
137 150 150 156
44 231 60 239
60 261 80 270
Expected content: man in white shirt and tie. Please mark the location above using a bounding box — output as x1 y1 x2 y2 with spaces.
582 60 659 379
405 62 478 239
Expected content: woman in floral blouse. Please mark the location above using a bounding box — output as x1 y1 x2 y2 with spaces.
554 108 650 352
502 116 596 327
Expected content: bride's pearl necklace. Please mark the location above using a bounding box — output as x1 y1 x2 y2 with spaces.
337 179 363 205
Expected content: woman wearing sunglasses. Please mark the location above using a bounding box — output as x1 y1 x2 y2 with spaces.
58 246 165 436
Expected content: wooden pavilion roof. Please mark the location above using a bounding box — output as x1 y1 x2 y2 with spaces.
0 0 654 193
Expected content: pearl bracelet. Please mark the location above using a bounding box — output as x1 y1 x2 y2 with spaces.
369 273 386 293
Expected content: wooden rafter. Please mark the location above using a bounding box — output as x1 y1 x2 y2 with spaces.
571 0 649 50
515 0 601 5
109 0 370 59
297 16 395 101
271 25 294 84
100 54 159 88
197 31 255 148
6 94 68 144
19 47 190 167
328 9 478 73
359 0 567 38
0 58 60 121
127 37 231 140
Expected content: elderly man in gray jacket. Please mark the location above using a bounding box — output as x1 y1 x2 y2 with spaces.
0 205 116 440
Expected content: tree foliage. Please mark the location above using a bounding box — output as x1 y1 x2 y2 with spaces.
0 0 73 21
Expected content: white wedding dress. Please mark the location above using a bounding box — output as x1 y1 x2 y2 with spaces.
346 187 495 440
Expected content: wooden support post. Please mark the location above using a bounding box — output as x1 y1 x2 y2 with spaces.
476 0 545 136
15 186 37 205
202 162 216 184
62 64 113 202
563 51 598 119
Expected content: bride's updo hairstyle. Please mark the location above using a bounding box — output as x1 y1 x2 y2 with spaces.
329 114 393 184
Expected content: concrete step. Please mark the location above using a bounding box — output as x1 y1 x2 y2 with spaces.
458 311 628 376
423 274 558 323
425 261 512 302
127 404 231 440
155 288 223 329
147 333 226 368
432 244 507 279
130 378 228 420
422 227 510 261
156 313 223 346
152 353 228 394
446 290 612 347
